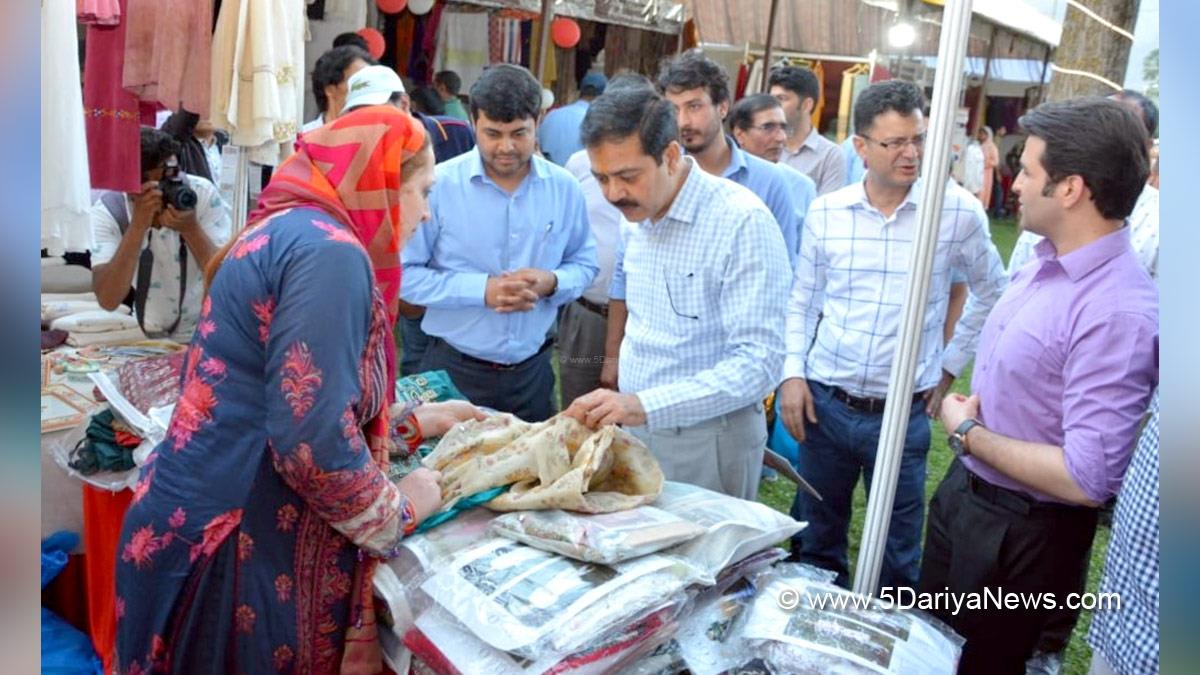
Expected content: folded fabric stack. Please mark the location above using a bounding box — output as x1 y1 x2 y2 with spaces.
423 413 666 514
49 308 144 347
41 292 112 323
375 481 813 675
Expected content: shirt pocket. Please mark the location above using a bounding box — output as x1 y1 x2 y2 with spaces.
663 266 707 323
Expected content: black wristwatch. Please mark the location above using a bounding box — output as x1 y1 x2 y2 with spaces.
948 418 983 457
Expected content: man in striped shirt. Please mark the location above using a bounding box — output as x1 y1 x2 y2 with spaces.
565 84 791 501
779 80 1007 589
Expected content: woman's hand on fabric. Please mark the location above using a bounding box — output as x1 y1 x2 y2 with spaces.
397 467 443 524
409 400 488 438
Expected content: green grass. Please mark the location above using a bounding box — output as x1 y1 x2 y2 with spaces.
757 217 1109 675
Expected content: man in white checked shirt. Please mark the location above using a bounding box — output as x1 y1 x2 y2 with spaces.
564 84 792 501
778 80 1007 589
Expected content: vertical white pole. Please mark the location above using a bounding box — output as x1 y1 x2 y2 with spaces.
852 0 975 596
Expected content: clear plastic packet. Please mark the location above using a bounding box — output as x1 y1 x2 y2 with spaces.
729 568 964 674
405 596 687 675
419 537 694 658
653 482 806 584
489 506 706 565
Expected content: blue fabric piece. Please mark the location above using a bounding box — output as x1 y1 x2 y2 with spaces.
42 532 103 675
415 485 509 533
767 397 800 468
42 609 104 675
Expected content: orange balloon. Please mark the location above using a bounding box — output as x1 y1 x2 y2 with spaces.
377 0 407 13
551 17 581 49
357 28 386 59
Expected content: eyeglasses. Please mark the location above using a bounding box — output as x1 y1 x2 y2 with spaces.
861 133 926 153
749 122 791 135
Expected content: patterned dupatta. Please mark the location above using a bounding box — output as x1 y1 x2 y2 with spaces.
247 105 427 673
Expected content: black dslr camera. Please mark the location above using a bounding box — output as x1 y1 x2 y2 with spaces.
159 174 198 211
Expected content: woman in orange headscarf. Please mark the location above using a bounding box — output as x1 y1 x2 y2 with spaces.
115 106 481 674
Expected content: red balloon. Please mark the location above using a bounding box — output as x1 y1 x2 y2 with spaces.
551 17 581 49
357 28 386 60
376 0 407 14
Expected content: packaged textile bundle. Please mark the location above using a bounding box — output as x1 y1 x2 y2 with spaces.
419 537 695 658
429 414 665 514
489 505 706 564
404 596 686 675
378 506 696 671
724 565 964 674
653 481 806 584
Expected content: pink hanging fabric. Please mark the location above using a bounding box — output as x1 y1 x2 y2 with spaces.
77 0 121 26
122 0 213 114
83 0 142 193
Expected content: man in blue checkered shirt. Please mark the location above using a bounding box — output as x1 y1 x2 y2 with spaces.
777 80 1007 589
1087 390 1159 674
564 82 792 501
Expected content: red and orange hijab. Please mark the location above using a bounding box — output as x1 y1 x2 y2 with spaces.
243 105 428 319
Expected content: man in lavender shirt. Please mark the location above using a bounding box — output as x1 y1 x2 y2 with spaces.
919 98 1158 674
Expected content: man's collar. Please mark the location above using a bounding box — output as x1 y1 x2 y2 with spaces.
802 126 823 151
722 135 748 180
1042 226 1132 282
468 148 545 186
648 157 702 227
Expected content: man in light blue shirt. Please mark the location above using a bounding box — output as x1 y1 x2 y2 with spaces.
841 134 866 186
656 51 803 269
537 72 607 165
729 93 817 262
565 85 791 501
402 64 598 422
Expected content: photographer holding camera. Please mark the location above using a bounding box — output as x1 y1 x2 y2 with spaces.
90 127 232 342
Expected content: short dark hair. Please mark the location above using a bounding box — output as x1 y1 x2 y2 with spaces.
581 86 678 165
729 94 782 132
606 72 655 95
853 79 926 135
410 86 446 116
434 70 463 95
656 49 730 106
1019 97 1149 220
311 45 373 114
140 127 181 179
469 64 542 123
332 32 369 51
768 66 821 103
1113 89 1159 137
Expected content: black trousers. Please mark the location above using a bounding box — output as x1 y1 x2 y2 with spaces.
419 337 557 422
918 460 1098 675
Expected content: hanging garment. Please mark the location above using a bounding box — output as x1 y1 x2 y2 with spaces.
43 0 94 255
83 0 143 193
122 0 213 114
77 0 121 25
209 0 306 166
491 15 524 65
433 11 489 92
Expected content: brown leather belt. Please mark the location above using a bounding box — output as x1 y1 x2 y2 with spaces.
829 385 926 415
576 297 609 318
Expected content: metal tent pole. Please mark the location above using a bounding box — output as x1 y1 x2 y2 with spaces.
232 150 250 235
851 0 975 597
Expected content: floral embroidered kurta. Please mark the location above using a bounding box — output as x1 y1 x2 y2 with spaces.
115 207 416 673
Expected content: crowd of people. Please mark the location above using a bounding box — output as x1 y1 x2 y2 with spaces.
93 37 1159 675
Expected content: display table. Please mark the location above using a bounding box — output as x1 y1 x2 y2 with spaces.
41 342 183 672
